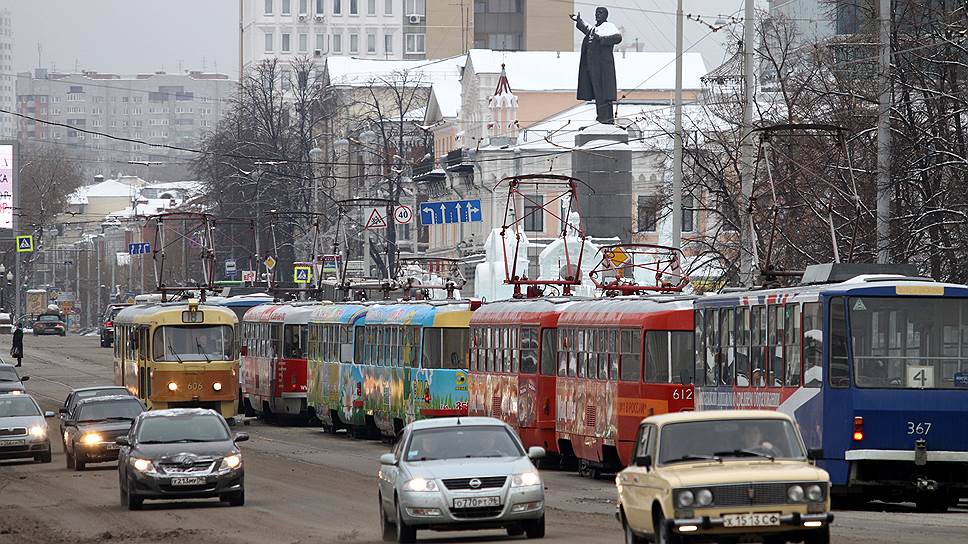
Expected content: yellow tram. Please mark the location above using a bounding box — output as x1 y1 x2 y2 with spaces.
113 299 239 418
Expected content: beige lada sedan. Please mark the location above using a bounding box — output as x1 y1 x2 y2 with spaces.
616 410 833 544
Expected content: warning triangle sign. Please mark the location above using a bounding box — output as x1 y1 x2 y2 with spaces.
365 208 387 229
18 237 31 249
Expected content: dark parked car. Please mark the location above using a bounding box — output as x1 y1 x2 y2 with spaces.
33 314 66 336
99 304 131 348
0 392 54 463
0 364 28 394
64 395 145 470
58 386 133 449
117 408 248 510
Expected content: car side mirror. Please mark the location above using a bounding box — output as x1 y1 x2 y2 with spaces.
380 453 397 465
233 432 250 443
807 448 823 461
44 411 55 418
635 454 653 470
115 436 130 447
20 376 29 381
528 446 546 460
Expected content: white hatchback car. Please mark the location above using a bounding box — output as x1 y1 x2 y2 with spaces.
377 417 546 543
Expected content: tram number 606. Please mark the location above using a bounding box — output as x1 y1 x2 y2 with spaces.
672 388 693 401
907 421 932 435
187 382 204 392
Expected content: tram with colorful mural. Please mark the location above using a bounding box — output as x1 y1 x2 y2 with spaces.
210 293 274 415
692 263 968 511
468 298 580 456
240 302 322 420
307 302 369 435
113 299 239 418
554 296 696 477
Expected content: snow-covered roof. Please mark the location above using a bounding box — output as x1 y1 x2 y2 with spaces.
68 179 136 204
465 49 707 92
325 55 464 87
428 80 462 120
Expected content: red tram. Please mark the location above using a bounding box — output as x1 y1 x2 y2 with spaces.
468 298 580 456
554 297 696 476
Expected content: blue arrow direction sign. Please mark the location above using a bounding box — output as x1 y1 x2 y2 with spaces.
419 200 485 225
128 242 151 255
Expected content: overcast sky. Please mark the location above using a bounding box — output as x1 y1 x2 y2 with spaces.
8 0 748 78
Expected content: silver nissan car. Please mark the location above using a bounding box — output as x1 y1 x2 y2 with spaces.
377 417 546 543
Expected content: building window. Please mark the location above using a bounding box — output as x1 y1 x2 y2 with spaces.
405 32 425 53
265 0 273 14
349 33 359 53
299 33 308 51
523 195 544 232
333 0 341 14
488 33 520 50
486 0 518 12
333 33 342 52
264 31 274 52
405 0 425 15
367 33 376 53
282 70 292 91
385 0 392 15
367 0 376 14
282 33 291 52
384 33 393 53
350 0 358 14
282 0 291 14
637 195 659 232
681 194 694 232
299 0 308 14
719 196 739 232
316 0 325 13
316 33 325 51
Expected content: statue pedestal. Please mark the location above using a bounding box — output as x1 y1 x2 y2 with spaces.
572 123 633 241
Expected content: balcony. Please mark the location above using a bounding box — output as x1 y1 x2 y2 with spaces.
445 149 474 174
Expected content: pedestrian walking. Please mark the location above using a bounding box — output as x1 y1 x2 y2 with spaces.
11 323 23 367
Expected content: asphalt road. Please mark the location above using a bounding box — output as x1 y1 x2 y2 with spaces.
0 336 966 544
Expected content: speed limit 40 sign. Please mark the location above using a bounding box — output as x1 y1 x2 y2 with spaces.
394 205 414 224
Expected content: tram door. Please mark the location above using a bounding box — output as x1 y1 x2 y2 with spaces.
137 326 151 406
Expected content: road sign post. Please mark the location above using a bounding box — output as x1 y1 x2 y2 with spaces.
128 242 151 255
393 205 414 225
15 235 33 253
293 265 312 284
364 207 388 229
418 199 483 225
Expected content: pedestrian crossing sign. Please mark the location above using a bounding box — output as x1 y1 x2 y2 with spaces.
16 235 33 253
293 265 312 284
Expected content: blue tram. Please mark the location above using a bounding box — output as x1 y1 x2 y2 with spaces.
693 264 968 510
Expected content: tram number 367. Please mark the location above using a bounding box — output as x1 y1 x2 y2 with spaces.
907 421 932 435
672 388 694 401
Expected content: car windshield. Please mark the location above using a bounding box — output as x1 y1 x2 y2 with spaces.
152 325 234 362
0 396 40 417
0 367 18 382
405 426 523 461
136 415 230 443
659 419 806 465
76 399 144 422
38 315 60 322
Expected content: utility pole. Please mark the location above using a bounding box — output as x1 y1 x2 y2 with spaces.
671 0 684 250
876 0 891 263
738 0 756 286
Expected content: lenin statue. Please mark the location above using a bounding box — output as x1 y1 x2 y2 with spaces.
571 8 622 124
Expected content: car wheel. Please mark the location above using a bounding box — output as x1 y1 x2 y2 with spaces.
507 525 525 537
379 494 394 542
655 512 681 544
804 525 830 544
916 494 950 513
623 511 645 544
395 500 416 543
223 490 245 507
119 478 129 507
65 447 75 469
524 515 545 539
126 481 143 511
35 447 52 464
74 450 87 471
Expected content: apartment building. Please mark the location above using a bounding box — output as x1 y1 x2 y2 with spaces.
0 7 14 140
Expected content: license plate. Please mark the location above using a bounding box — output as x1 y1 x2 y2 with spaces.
723 513 781 528
0 439 25 446
105 443 119 450
170 477 204 486
453 496 501 509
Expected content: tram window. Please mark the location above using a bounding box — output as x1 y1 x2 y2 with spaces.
152 325 234 361
645 331 669 383
503 328 512 373
284 325 305 359
442 329 468 369
704 309 718 386
354 328 363 364
751 306 766 387
422 328 442 369
671 332 694 384
608 329 618 380
720 308 734 385
802 303 822 387
735 308 750 386
828 297 849 388
599 330 609 380
769 306 784 387
567 330 577 377
620 329 641 382
694 311 704 386
785 304 802 386
521 328 538 374
540 329 557 376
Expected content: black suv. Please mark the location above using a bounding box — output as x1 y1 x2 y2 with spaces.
99 304 131 348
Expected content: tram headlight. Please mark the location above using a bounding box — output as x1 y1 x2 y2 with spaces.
168 382 178 392
805 484 824 502
212 382 223 392
676 490 695 508
787 485 805 502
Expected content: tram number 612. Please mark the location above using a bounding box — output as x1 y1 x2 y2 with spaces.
672 388 693 401
907 421 932 435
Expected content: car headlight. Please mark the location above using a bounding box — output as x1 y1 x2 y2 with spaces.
403 477 438 492
806 484 824 502
788 484 805 502
676 490 695 508
131 458 153 472
220 453 242 470
80 432 103 444
695 488 713 507
511 470 542 488
213 382 223 391
29 425 46 438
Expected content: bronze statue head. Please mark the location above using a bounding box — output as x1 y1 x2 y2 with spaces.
595 7 608 25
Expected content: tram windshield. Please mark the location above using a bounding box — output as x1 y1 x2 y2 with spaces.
847 296 968 389
152 325 235 362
